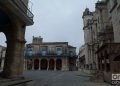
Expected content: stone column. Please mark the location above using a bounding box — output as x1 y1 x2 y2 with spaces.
2 37 26 78
32 59 34 70
47 59 49 71
54 59 56 71
62 57 69 71
25 59 28 70
39 58 41 70
2 21 26 78
24 59 26 70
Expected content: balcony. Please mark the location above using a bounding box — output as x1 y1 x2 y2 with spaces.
25 52 71 57
25 50 77 58
0 0 34 25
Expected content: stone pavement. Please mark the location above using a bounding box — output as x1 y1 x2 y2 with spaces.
23 71 110 86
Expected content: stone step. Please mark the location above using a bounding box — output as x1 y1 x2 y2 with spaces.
0 79 32 86
0 78 22 83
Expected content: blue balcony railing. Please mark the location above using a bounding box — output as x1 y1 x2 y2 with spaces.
25 53 68 57
25 52 77 58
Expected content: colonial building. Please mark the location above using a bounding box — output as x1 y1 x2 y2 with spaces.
77 45 85 71
96 0 120 83
81 8 97 74
0 45 6 69
80 0 120 83
24 36 77 71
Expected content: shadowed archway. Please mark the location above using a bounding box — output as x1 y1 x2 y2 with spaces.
49 59 55 70
41 59 48 70
56 59 62 70
34 59 39 70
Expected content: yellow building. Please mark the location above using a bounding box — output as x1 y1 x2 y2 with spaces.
24 36 77 71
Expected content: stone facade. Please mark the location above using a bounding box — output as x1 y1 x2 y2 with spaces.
0 0 34 78
106 0 120 42
24 36 77 71
80 0 120 83
77 45 85 71
81 8 97 74
96 0 120 83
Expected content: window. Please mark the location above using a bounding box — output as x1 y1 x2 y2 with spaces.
106 63 110 72
40 47 47 56
56 47 62 55
69 51 75 57
26 48 33 57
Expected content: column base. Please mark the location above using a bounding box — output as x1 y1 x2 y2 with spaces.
0 71 24 79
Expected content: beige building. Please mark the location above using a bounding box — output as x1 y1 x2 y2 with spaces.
77 45 85 71
81 8 97 74
24 36 77 71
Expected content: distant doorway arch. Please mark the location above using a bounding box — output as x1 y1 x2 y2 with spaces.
34 59 39 70
41 59 48 70
27 59 32 70
56 59 62 70
49 59 55 70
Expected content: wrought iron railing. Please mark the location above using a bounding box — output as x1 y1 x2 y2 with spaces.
25 53 77 57
11 0 34 20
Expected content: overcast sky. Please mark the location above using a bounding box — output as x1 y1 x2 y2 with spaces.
0 0 98 53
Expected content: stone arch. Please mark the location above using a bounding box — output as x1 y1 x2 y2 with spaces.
49 59 55 70
41 59 48 70
56 59 62 70
34 59 39 70
0 1 34 78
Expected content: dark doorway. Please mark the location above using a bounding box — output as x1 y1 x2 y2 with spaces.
56 59 62 70
69 58 76 71
34 59 39 70
41 59 48 70
49 59 55 70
